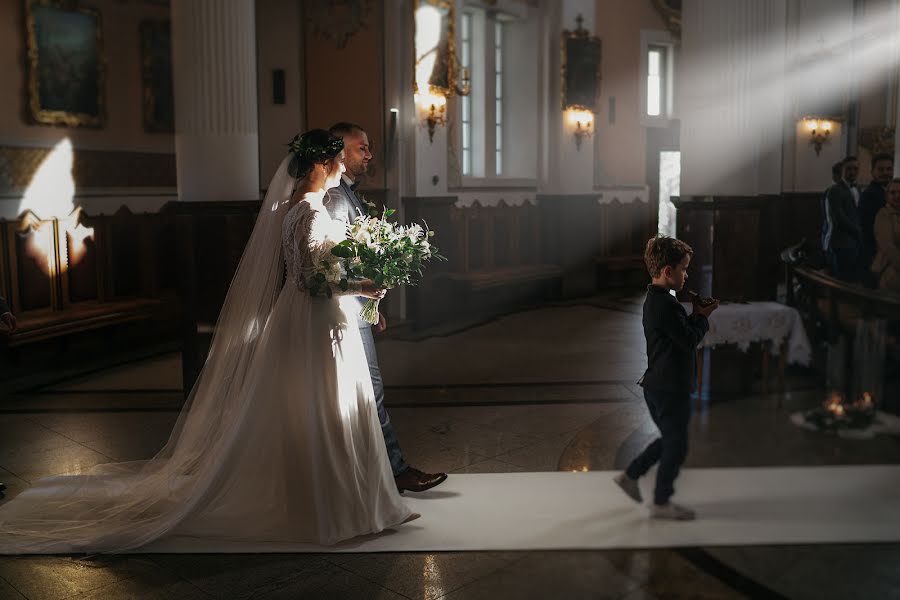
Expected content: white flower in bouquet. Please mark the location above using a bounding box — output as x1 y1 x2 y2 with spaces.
352 225 373 246
329 208 446 324
323 258 343 284
305 241 351 298
406 223 423 241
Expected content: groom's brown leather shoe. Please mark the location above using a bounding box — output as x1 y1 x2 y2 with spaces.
395 467 447 493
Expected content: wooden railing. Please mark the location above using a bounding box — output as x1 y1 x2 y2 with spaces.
781 240 900 342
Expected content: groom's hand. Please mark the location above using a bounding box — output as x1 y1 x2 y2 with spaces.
374 311 387 333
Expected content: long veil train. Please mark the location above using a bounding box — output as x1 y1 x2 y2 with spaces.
0 157 300 553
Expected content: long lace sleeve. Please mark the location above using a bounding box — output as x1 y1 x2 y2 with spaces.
283 203 361 296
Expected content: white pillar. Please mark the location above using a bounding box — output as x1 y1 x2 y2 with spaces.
172 0 259 202
679 0 787 197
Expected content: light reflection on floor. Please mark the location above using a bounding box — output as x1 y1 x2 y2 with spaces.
1 301 898 599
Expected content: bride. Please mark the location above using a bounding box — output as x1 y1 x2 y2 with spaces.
0 129 415 552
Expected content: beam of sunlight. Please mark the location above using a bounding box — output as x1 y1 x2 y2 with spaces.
680 2 900 194
17 138 94 272
19 138 76 220
414 4 443 94
23 216 56 277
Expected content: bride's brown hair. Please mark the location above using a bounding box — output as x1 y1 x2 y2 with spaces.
287 129 344 180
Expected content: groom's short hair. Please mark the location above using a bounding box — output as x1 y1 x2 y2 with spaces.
329 122 366 138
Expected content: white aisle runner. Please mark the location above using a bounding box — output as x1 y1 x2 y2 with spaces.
142 466 900 553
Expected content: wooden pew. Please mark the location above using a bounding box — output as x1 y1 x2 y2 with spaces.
0 207 177 357
404 196 562 328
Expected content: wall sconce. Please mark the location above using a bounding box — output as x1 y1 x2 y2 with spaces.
561 14 600 152
802 117 835 156
415 91 448 143
566 108 594 150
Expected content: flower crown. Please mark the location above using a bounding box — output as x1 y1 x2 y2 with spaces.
287 133 344 163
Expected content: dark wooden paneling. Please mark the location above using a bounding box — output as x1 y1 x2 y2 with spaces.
780 192 826 265
404 193 653 327
0 208 179 385
66 230 98 303
674 193 825 302
403 196 457 329
109 209 142 297
170 201 261 392
14 226 53 312
541 194 655 296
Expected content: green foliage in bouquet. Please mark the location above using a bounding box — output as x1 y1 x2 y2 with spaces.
329 208 446 323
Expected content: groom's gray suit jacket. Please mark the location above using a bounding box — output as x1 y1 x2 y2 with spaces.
325 178 371 329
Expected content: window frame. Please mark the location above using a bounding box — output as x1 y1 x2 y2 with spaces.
640 30 676 128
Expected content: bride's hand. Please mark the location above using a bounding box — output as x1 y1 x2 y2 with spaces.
359 280 387 300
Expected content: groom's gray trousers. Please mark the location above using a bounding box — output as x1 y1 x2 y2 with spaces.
326 181 408 476
358 321 409 476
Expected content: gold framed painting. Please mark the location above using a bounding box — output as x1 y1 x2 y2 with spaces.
413 0 460 97
24 0 106 128
140 19 174 133
561 17 601 111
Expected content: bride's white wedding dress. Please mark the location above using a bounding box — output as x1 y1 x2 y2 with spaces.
0 174 412 552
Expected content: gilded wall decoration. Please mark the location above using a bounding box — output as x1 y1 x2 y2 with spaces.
859 126 895 156
25 0 107 127
651 0 681 39
561 15 601 111
307 0 372 50
0 146 175 190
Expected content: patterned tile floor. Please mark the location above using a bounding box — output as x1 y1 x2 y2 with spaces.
1 301 898 599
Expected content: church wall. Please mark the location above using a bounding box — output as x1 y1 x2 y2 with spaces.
0 0 174 219
593 0 669 188
852 0 899 181
256 0 304 185
301 2 387 192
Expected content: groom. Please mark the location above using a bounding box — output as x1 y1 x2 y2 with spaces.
326 122 447 494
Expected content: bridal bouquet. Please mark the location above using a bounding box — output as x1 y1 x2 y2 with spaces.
328 208 444 324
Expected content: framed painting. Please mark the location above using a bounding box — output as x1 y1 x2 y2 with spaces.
25 0 106 127
413 0 460 97
652 0 681 38
561 17 601 111
140 19 174 133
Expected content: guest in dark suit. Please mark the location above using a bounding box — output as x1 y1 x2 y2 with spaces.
824 156 862 281
821 161 843 254
613 236 718 521
0 294 14 499
858 153 894 285
325 122 447 494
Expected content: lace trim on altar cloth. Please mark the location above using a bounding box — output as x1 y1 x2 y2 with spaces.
687 301 813 366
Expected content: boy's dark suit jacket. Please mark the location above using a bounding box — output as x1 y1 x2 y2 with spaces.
640 285 710 394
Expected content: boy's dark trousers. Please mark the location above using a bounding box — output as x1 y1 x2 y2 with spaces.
625 388 691 506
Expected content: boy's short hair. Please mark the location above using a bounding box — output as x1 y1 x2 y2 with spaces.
644 235 693 278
